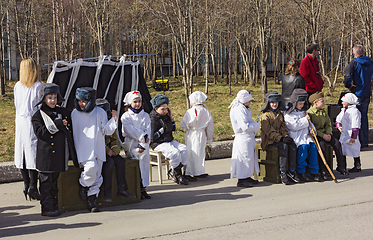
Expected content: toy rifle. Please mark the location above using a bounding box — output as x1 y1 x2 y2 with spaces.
305 113 338 183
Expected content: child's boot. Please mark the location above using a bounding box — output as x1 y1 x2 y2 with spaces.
141 187 151 199
349 157 361 172
174 164 188 185
79 185 89 201
280 172 289 185
168 168 179 183
87 195 99 212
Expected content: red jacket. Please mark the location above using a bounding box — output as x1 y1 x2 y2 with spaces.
299 53 324 93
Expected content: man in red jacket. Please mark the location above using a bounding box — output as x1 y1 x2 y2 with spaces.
300 44 324 97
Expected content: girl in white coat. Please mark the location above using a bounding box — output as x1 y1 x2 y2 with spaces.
229 90 261 188
14 57 42 201
121 90 151 199
336 93 362 173
181 91 214 181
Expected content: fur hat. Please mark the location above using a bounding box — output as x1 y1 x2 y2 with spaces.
34 83 64 107
74 87 96 113
189 91 207 105
309 92 324 104
286 88 308 114
150 94 169 109
259 92 284 113
341 92 358 105
123 90 142 106
96 98 112 119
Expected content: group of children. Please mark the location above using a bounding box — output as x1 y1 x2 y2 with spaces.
231 88 361 187
30 79 362 216
31 83 214 216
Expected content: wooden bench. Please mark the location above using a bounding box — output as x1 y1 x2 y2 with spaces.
255 143 334 184
149 148 170 184
57 158 141 212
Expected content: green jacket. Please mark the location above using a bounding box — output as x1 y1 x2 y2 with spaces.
307 105 332 138
105 132 122 156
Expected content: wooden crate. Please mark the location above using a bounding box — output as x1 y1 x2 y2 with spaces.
57 159 141 212
255 143 334 184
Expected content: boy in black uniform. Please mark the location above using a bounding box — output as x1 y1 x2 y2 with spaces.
32 83 77 217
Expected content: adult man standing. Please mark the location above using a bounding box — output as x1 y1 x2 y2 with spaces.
300 44 324 97
344 44 373 148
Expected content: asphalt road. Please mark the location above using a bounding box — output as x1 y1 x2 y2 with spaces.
1 147 373 240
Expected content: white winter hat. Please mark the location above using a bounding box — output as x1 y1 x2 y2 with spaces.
341 92 358 105
123 90 142 106
189 91 207 104
229 90 252 108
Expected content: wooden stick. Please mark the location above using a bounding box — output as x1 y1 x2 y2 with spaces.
306 116 338 183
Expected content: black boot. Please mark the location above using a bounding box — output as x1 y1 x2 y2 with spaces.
28 185 41 201
183 175 197 182
299 172 310 182
118 190 136 199
168 168 179 183
237 179 253 188
320 171 328 181
336 167 349 175
312 173 322 182
79 185 89 201
349 158 361 173
174 164 188 185
21 168 30 200
87 195 99 212
280 172 289 185
141 188 151 199
23 182 30 200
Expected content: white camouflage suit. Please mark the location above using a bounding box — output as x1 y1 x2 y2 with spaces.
181 91 214 176
229 90 261 179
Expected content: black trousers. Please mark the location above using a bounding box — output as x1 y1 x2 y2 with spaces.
102 154 129 197
39 172 60 212
269 141 297 172
317 135 346 172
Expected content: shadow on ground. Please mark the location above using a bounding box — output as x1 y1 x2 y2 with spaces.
0 205 101 238
103 173 270 212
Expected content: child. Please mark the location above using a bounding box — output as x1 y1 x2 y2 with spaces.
96 99 136 202
149 94 189 185
336 93 362 173
32 83 77 217
121 91 152 199
180 91 214 181
284 89 320 182
307 92 348 177
229 90 261 188
259 92 300 185
71 87 117 212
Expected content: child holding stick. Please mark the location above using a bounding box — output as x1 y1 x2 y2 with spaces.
284 89 320 182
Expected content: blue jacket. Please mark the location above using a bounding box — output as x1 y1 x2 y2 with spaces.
344 56 373 98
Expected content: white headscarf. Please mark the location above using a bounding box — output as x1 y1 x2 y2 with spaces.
123 90 142 106
189 91 207 105
229 90 253 108
341 93 358 105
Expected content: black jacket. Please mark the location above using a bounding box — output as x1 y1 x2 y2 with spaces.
149 109 175 149
280 73 306 108
32 104 78 172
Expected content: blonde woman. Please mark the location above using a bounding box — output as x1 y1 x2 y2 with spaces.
14 57 42 200
280 59 306 108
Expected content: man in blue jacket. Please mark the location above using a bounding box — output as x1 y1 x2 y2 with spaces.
344 45 373 149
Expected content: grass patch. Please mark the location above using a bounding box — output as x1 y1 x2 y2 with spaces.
1 75 371 163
